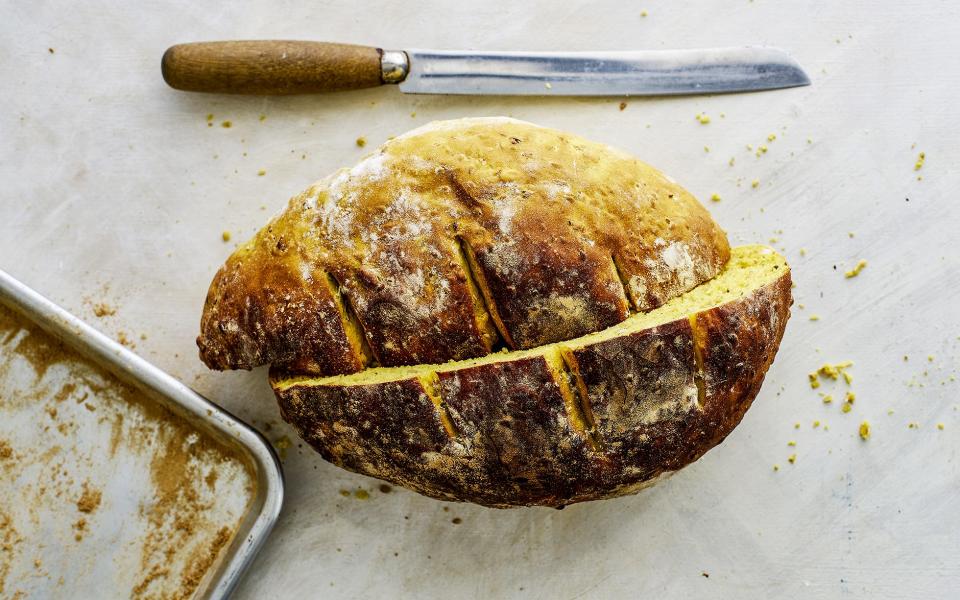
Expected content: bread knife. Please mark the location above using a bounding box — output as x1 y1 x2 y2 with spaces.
161 41 810 96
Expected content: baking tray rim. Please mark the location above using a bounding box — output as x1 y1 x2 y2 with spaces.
0 268 284 599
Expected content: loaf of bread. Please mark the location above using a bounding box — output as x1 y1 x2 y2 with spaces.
198 118 792 507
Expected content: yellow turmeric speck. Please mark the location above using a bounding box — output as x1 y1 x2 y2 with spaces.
221 231 231 242
809 315 820 322
845 391 856 404
822 395 833 404
914 151 925 171
767 133 777 141
356 136 367 147
710 193 721 202
841 403 852 413
809 372 821 389
859 421 870 440
788 454 797 464
751 179 760 188
257 169 266 177
845 260 867 278
813 420 821 428
221 120 232 128
696 113 711 124
937 423 945 430
787 440 796 447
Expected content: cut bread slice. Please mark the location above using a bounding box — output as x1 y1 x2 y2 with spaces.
273 245 792 507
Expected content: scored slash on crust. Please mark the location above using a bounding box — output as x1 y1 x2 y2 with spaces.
271 245 792 507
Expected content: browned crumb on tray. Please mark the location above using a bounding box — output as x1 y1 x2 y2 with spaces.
76 483 102 514
0 441 11 460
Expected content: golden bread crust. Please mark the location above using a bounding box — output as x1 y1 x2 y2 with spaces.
272 263 792 508
198 118 729 374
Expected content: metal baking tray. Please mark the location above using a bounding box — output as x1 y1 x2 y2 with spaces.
0 269 283 599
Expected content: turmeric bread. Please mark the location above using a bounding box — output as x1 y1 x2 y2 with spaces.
198 117 729 374
197 118 791 507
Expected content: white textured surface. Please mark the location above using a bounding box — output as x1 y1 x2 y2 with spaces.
2 1 959 598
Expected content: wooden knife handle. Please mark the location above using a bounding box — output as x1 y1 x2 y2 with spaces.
161 41 385 95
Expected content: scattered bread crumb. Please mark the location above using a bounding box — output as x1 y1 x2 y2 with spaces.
841 403 852 414
823 395 833 404
728 157 735 166
221 121 232 128
767 133 777 141
259 114 266 122
257 170 266 177
845 260 867 278
619 101 627 111
355 489 370 500
809 315 820 321
695 113 710 124
813 420 821 428
773 464 780 471
356 137 367 147
787 440 796 447
788 454 797 464
794 422 801 429
908 422 919 429
92 303 116 318
859 421 870 440
274 435 292 460
641 10 648 17
710 193 721 202
221 231 231 242
914 151 925 171
751 179 760 189
937 423 945 430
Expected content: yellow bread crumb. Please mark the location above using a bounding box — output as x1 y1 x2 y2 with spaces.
221 231 231 242
914 151 925 171
845 260 867 278
221 120 232 128
641 10 648 17
710 193 721 202
809 372 821 389
728 157 735 166
788 454 797 464
259 114 266 122
841 403 852 413
794 422 801 429
787 440 796 447
257 169 266 177
773 464 780 471
205 113 214 122
845 391 856 404
938 423 945 430
928 355 935 362
704 146 710 153
696 113 710 124
813 420 821 428
823 395 833 404
767 133 777 141
843 371 853 385
859 421 870 440
751 179 760 188
356 136 367 147
887 409 894 415
809 315 820 321
908 422 919 429
799 248 807 256
354 489 370 500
